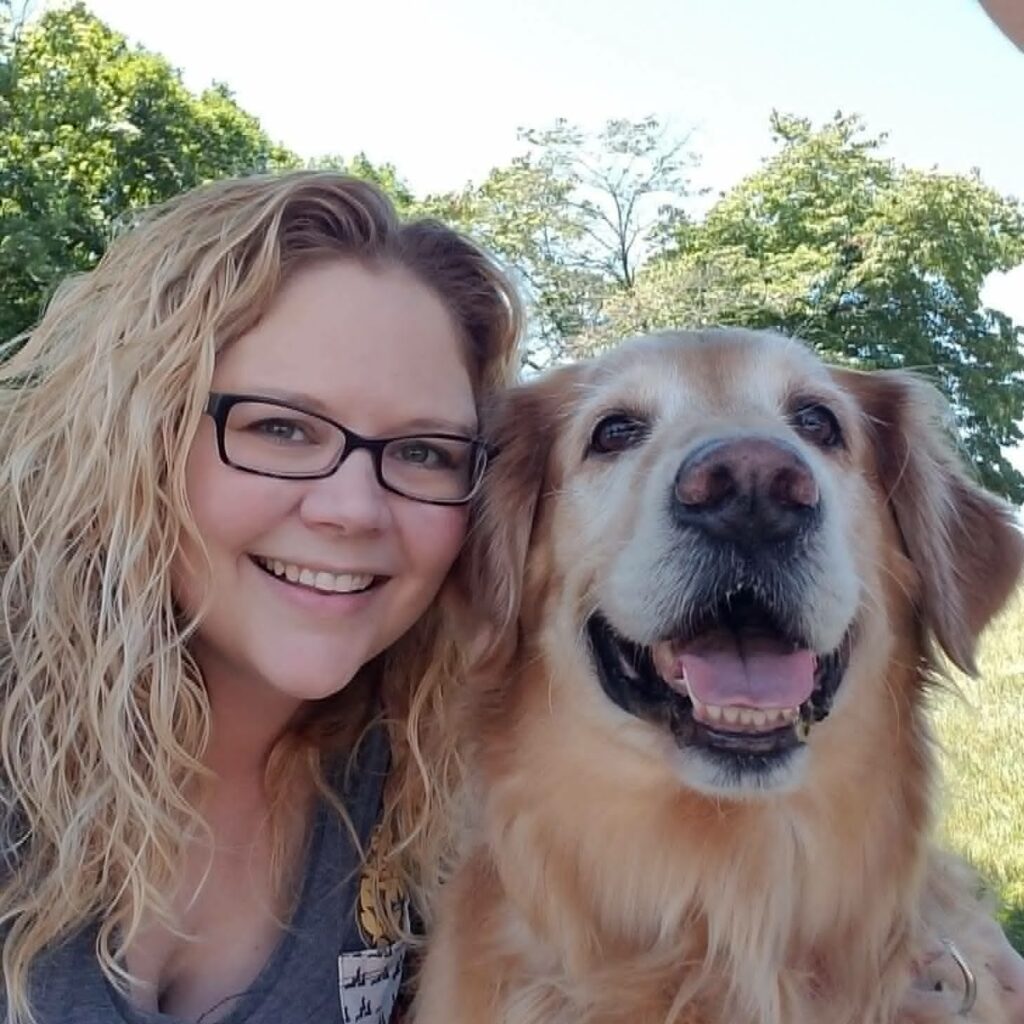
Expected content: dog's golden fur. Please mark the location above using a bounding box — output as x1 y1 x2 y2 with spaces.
416 329 1024 1024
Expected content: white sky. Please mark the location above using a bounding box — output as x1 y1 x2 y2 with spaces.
73 0 1024 459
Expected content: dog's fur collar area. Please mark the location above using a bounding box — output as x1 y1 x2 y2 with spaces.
416 330 1024 1024
439 584 934 1021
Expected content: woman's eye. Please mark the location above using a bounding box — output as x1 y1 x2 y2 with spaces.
391 440 452 469
791 404 843 448
251 418 313 444
589 414 649 455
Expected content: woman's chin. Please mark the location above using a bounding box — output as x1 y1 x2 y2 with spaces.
264 663 365 704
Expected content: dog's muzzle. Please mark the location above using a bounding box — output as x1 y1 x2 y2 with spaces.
671 435 822 548
587 599 850 764
587 436 852 778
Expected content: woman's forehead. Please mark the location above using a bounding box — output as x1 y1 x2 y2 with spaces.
214 261 479 432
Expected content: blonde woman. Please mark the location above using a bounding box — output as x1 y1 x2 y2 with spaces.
0 171 1020 1024
0 172 519 1024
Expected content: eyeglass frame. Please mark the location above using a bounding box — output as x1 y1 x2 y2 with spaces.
203 391 493 506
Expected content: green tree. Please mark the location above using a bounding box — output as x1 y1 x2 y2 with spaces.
0 3 296 342
306 152 416 216
428 155 604 364
431 116 695 364
593 113 1024 500
518 116 697 290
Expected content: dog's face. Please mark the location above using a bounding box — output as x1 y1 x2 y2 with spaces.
470 329 1022 797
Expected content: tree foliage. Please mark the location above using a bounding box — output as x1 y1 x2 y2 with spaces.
2 7 1022 497
0 4 440 343
590 114 1024 498
307 152 416 216
429 116 696 363
0 3 297 340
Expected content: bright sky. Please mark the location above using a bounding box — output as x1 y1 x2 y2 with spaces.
48 0 1018 414
78 0 1024 460
79 0 1024 314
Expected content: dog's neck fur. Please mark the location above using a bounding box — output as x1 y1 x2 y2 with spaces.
473 626 935 1024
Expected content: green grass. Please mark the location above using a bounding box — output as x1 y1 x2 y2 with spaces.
933 592 1024 953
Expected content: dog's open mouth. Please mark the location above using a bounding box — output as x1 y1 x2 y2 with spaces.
587 589 850 765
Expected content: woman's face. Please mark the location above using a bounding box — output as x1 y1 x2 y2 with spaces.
174 259 476 709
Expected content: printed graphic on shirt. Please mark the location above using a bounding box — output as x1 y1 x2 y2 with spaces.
337 942 405 1024
357 824 406 948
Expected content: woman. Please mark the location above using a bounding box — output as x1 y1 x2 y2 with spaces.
0 171 518 1023
0 171 1020 1024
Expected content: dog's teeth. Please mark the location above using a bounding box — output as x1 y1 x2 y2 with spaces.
691 701 805 732
690 695 809 733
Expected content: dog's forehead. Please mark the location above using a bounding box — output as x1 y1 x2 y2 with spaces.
578 329 830 414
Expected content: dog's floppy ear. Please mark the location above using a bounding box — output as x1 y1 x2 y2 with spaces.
461 364 578 666
835 367 1024 673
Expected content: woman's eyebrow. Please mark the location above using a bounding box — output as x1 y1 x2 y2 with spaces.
393 416 480 436
233 386 333 415
229 387 478 435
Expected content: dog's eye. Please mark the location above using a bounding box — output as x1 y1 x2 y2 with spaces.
589 414 649 455
791 404 843 448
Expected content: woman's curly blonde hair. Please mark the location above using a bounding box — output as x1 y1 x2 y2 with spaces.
0 170 522 1022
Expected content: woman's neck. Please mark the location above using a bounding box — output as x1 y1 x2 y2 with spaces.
190 642 305 784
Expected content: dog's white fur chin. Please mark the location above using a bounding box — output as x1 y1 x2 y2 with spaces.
673 745 809 798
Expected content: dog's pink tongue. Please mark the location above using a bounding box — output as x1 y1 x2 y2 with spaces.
679 635 816 709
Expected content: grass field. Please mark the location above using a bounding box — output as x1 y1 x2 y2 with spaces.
933 591 1024 953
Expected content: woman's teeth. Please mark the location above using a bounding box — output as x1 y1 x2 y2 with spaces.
255 556 375 594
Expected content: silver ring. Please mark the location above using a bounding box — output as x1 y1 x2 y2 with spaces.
941 939 978 1017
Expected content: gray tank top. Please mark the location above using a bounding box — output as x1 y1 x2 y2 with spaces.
2 725 405 1024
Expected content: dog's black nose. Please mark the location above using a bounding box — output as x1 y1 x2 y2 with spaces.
673 437 820 545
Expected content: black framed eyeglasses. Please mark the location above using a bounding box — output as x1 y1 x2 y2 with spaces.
204 392 490 506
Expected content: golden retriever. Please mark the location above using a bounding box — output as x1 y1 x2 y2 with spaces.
415 329 1024 1024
